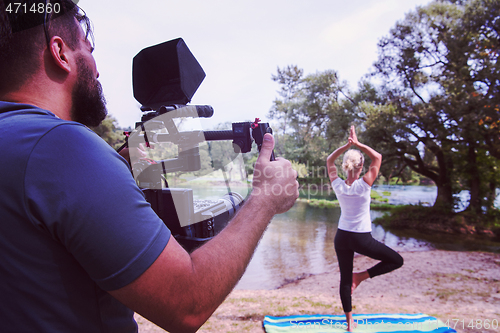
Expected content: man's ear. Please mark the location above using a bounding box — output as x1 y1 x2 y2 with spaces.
48 36 73 74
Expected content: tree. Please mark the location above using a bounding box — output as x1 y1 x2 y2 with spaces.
270 65 304 136
91 115 129 150
367 0 500 214
204 122 250 183
269 66 354 171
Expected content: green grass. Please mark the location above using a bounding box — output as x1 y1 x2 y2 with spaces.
370 190 389 203
299 198 339 208
304 299 333 309
298 197 398 211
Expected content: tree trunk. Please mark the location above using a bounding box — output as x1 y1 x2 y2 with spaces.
486 164 498 213
431 148 455 212
402 147 455 212
434 180 454 211
466 143 482 215
239 160 246 181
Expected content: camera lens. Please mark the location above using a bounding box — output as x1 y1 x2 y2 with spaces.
221 192 244 215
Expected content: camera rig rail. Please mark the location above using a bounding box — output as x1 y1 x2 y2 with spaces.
137 104 274 158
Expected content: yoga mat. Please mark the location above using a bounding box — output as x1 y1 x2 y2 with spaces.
263 313 457 333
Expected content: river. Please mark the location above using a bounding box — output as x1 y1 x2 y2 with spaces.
185 184 499 290
234 202 432 290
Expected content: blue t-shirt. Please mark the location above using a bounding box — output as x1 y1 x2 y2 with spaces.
0 102 171 332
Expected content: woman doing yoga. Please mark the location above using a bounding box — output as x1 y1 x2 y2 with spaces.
326 126 404 332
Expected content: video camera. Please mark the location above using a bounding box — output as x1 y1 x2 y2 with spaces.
122 38 275 252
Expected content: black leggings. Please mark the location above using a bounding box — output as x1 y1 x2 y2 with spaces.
334 229 404 313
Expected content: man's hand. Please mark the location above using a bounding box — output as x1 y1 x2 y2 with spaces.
251 133 299 215
119 143 152 166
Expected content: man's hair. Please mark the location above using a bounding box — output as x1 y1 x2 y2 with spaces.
0 0 94 92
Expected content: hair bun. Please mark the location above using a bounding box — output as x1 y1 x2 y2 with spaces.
342 149 364 175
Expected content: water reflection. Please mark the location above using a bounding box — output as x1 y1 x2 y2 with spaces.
373 185 500 211
371 224 434 252
373 185 437 206
235 202 431 290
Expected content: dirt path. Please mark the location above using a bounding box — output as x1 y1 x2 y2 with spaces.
135 250 500 333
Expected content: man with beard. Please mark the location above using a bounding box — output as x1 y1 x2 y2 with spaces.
71 56 107 127
0 1 299 332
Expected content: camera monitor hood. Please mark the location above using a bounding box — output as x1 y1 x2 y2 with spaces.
132 38 206 109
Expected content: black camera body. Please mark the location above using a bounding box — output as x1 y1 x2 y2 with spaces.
126 38 274 252
142 188 244 251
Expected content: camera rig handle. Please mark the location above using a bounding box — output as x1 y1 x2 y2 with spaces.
201 118 275 161
250 118 276 161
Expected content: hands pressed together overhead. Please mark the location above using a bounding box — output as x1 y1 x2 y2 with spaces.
348 125 359 147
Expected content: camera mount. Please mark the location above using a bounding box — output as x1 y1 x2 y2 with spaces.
124 38 275 252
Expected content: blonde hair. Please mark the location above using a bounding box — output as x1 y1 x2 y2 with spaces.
342 149 364 175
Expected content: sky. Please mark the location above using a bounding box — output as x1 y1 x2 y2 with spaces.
80 0 434 130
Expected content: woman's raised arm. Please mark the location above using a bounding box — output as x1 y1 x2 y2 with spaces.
348 126 381 186
326 142 351 183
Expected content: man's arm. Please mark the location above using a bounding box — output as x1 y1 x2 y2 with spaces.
109 133 299 333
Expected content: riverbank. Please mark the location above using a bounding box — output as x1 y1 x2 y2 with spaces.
302 197 500 241
135 250 500 333
375 205 500 240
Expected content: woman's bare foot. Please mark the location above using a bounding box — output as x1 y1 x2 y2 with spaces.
345 312 357 332
351 271 369 294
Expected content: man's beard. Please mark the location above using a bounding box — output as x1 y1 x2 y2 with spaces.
70 57 108 127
